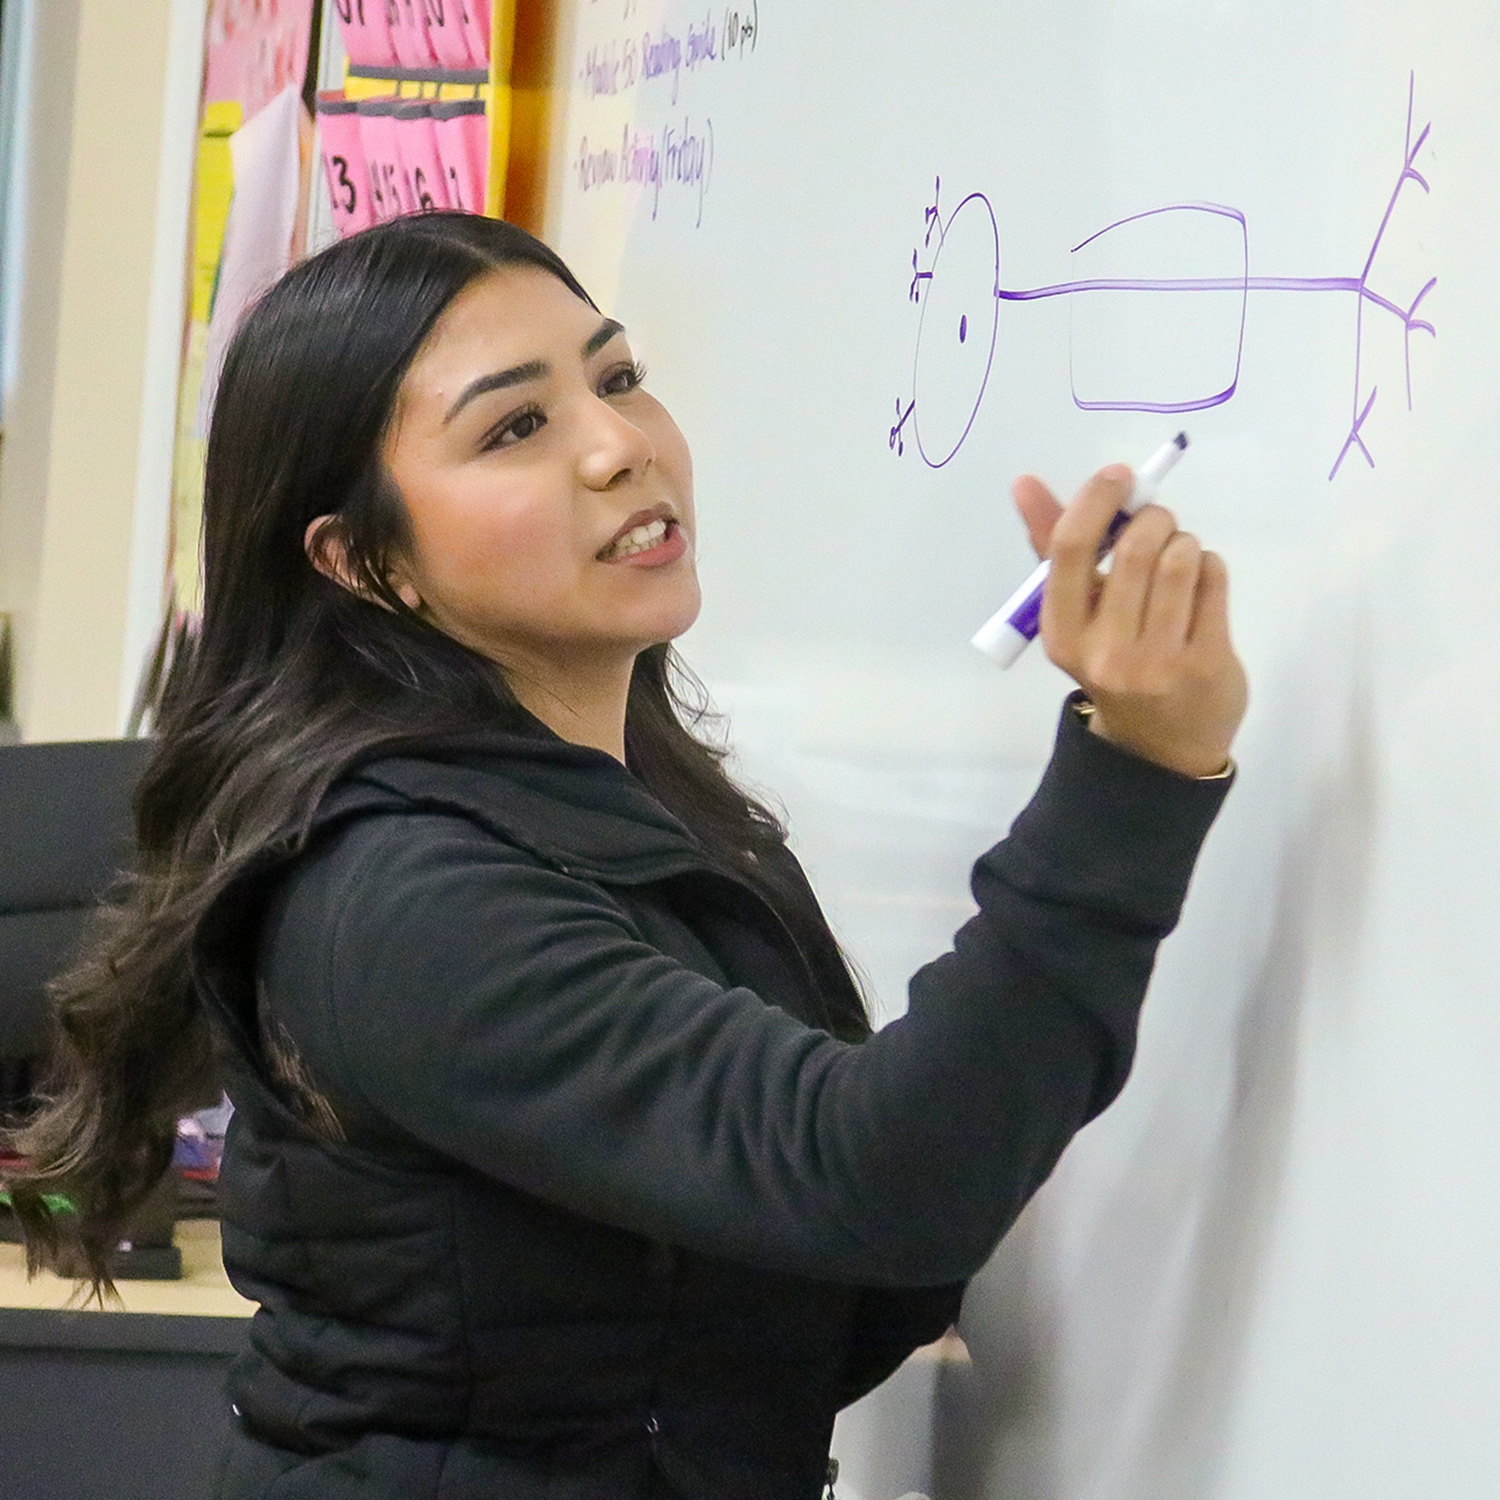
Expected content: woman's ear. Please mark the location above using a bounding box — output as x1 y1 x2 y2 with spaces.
304 514 357 591
304 514 423 610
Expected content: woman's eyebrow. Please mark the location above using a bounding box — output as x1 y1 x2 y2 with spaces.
442 321 627 424
583 318 626 357
444 360 548 423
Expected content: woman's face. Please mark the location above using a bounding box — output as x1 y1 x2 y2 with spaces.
380 264 699 686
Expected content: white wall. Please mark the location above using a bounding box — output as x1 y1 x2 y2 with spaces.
0 0 203 740
542 3 1500 1497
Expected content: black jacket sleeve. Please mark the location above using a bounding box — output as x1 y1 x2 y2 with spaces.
840 1283 968 1405
258 701 1229 1288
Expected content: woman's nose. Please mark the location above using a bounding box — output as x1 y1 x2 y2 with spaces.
579 395 656 491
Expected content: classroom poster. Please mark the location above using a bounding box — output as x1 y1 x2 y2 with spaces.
169 0 317 619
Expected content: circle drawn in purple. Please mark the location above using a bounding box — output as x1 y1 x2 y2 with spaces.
912 192 1000 468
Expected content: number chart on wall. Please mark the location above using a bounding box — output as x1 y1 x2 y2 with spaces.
314 0 510 240
548 5 1500 1500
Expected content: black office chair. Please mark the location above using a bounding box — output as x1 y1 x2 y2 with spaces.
0 737 185 1276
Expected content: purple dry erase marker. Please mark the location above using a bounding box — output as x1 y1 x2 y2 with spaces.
971 432 1189 668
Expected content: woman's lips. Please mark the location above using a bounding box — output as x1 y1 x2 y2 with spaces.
597 508 690 565
602 518 689 568
598 505 676 557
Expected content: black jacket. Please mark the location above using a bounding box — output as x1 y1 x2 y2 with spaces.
200 697 1230 1500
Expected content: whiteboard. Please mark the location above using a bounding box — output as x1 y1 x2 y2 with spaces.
543 4 1500 1497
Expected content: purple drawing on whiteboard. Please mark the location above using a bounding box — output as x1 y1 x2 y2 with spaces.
892 74 1435 479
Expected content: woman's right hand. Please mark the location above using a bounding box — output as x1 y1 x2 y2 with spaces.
1012 465 1248 779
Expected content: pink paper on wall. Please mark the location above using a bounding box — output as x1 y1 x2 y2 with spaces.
331 0 398 72
431 99 488 213
395 103 452 212
356 98 409 220
421 0 477 71
316 95 377 235
203 0 316 119
388 0 437 70
457 0 491 71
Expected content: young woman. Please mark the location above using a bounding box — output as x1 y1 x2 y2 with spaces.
7 213 1245 1499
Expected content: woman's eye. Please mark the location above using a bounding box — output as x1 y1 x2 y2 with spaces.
600 361 647 398
483 406 546 450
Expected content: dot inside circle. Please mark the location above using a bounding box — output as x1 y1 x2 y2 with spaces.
959 314 968 343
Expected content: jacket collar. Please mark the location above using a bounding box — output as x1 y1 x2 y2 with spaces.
319 726 715 886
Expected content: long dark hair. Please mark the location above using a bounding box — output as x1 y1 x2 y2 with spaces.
3 213 867 1292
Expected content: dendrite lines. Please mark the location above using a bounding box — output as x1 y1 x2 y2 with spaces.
1330 72 1435 479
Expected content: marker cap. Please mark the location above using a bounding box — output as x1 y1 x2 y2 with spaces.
971 616 1030 667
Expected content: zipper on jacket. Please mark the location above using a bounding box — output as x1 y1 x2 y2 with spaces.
641 1238 677 1483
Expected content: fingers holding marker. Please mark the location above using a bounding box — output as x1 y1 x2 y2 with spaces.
1084 520 1245 776
1093 503 1182 647
1188 549 1233 653
980 435 1245 776
1138 525 1204 653
1040 464 1134 648
1010 474 1064 562
978 432 1200 672
979 434 1191 669
1045 463 1132 560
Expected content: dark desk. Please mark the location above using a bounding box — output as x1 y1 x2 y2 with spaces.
0 1220 252 1500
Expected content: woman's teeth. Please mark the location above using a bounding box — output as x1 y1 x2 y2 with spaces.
604 518 670 559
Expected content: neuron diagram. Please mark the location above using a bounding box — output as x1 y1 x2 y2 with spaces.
889 75 1435 480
